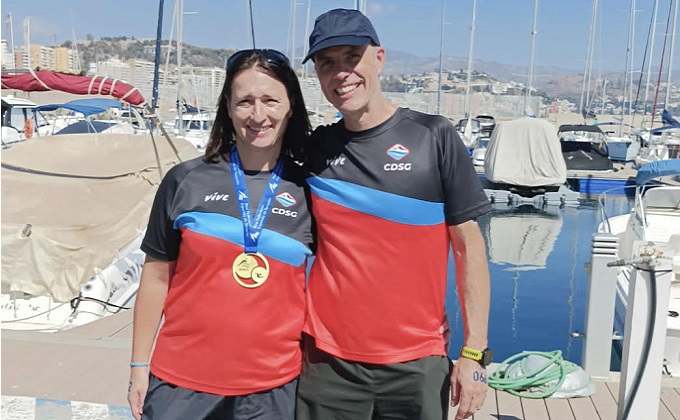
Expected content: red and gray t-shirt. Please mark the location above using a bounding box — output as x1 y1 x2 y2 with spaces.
305 107 490 364
142 154 314 396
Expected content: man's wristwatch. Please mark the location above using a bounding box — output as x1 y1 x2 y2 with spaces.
460 346 493 367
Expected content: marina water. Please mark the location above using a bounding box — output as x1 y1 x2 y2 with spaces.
445 195 634 369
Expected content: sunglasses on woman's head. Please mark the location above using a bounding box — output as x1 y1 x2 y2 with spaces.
226 49 291 71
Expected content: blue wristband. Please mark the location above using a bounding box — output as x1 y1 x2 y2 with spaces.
129 362 149 367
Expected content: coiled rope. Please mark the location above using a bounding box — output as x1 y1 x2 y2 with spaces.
488 350 577 398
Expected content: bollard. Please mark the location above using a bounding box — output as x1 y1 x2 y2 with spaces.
582 232 619 379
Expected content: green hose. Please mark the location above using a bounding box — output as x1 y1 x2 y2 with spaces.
488 350 578 398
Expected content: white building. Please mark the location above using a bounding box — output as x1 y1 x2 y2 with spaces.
1 39 15 69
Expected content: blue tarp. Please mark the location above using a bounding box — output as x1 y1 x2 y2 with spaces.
55 120 118 135
34 98 122 117
662 109 680 127
651 125 680 134
636 160 680 186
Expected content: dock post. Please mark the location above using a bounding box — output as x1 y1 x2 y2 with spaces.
617 240 673 420
582 232 618 379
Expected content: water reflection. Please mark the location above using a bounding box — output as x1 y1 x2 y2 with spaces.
481 205 562 271
482 205 563 339
445 199 626 366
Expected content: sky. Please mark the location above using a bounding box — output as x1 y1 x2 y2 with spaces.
2 0 679 74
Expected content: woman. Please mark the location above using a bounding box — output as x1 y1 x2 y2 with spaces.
127 49 314 420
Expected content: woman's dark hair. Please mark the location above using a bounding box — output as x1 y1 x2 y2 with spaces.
204 51 310 163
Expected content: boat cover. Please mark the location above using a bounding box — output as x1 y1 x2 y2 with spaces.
1 133 199 301
35 98 123 117
1 70 146 106
636 159 680 185
662 109 680 127
55 120 128 135
484 117 567 187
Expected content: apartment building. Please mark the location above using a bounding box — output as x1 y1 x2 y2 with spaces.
54 47 79 72
0 39 79 72
29 45 55 69
1 39 15 68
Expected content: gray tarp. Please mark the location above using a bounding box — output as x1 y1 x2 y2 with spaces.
484 117 567 187
1 133 199 301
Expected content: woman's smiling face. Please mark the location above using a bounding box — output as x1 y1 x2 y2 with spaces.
228 67 292 151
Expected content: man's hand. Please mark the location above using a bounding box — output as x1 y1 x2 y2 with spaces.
438 312 452 353
127 369 149 420
450 357 488 420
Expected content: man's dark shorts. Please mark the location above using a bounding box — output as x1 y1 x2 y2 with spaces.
141 374 297 420
296 335 452 420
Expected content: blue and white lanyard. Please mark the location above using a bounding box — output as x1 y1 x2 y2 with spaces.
229 146 283 253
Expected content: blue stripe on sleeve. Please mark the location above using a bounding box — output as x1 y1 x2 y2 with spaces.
174 212 312 267
306 176 445 226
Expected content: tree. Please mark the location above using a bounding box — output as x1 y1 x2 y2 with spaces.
86 33 94 42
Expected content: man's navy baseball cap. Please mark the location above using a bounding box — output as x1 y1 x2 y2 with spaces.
302 9 380 64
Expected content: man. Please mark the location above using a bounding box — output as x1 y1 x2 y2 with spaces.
297 8 492 420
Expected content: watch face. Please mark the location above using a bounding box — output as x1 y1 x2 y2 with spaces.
482 348 494 366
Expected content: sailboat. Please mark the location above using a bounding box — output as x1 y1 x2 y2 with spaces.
455 0 480 150
166 0 214 150
636 0 680 166
597 160 680 377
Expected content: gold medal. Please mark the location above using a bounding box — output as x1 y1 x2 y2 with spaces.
232 252 270 288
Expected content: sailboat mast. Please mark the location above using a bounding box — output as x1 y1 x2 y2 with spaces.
302 0 312 79
291 0 297 72
525 0 539 116
5 12 15 68
248 0 256 48
69 9 81 73
177 0 184 135
23 17 30 69
601 78 607 116
643 0 659 124
436 0 446 115
286 0 294 60
629 0 637 117
664 0 678 110
464 0 477 118
620 0 634 136
579 0 599 117
151 0 165 113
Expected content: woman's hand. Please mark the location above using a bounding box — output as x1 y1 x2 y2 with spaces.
127 368 149 420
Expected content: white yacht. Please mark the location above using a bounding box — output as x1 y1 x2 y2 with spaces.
173 110 214 150
599 160 680 376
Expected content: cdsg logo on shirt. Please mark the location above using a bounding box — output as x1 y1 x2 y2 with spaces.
384 144 412 171
273 192 298 217
384 162 412 171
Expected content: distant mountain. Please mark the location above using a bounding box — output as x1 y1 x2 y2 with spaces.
70 38 677 104
383 49 679 103
70 37 235 71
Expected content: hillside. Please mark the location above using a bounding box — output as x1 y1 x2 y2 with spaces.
67 37 236 70
64 37 677 107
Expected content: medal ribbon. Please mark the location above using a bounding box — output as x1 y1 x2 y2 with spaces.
230 146 283 254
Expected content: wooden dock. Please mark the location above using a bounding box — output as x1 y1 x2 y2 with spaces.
2 311 680 419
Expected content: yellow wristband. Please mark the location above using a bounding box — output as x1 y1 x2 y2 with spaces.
460 346 483 361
